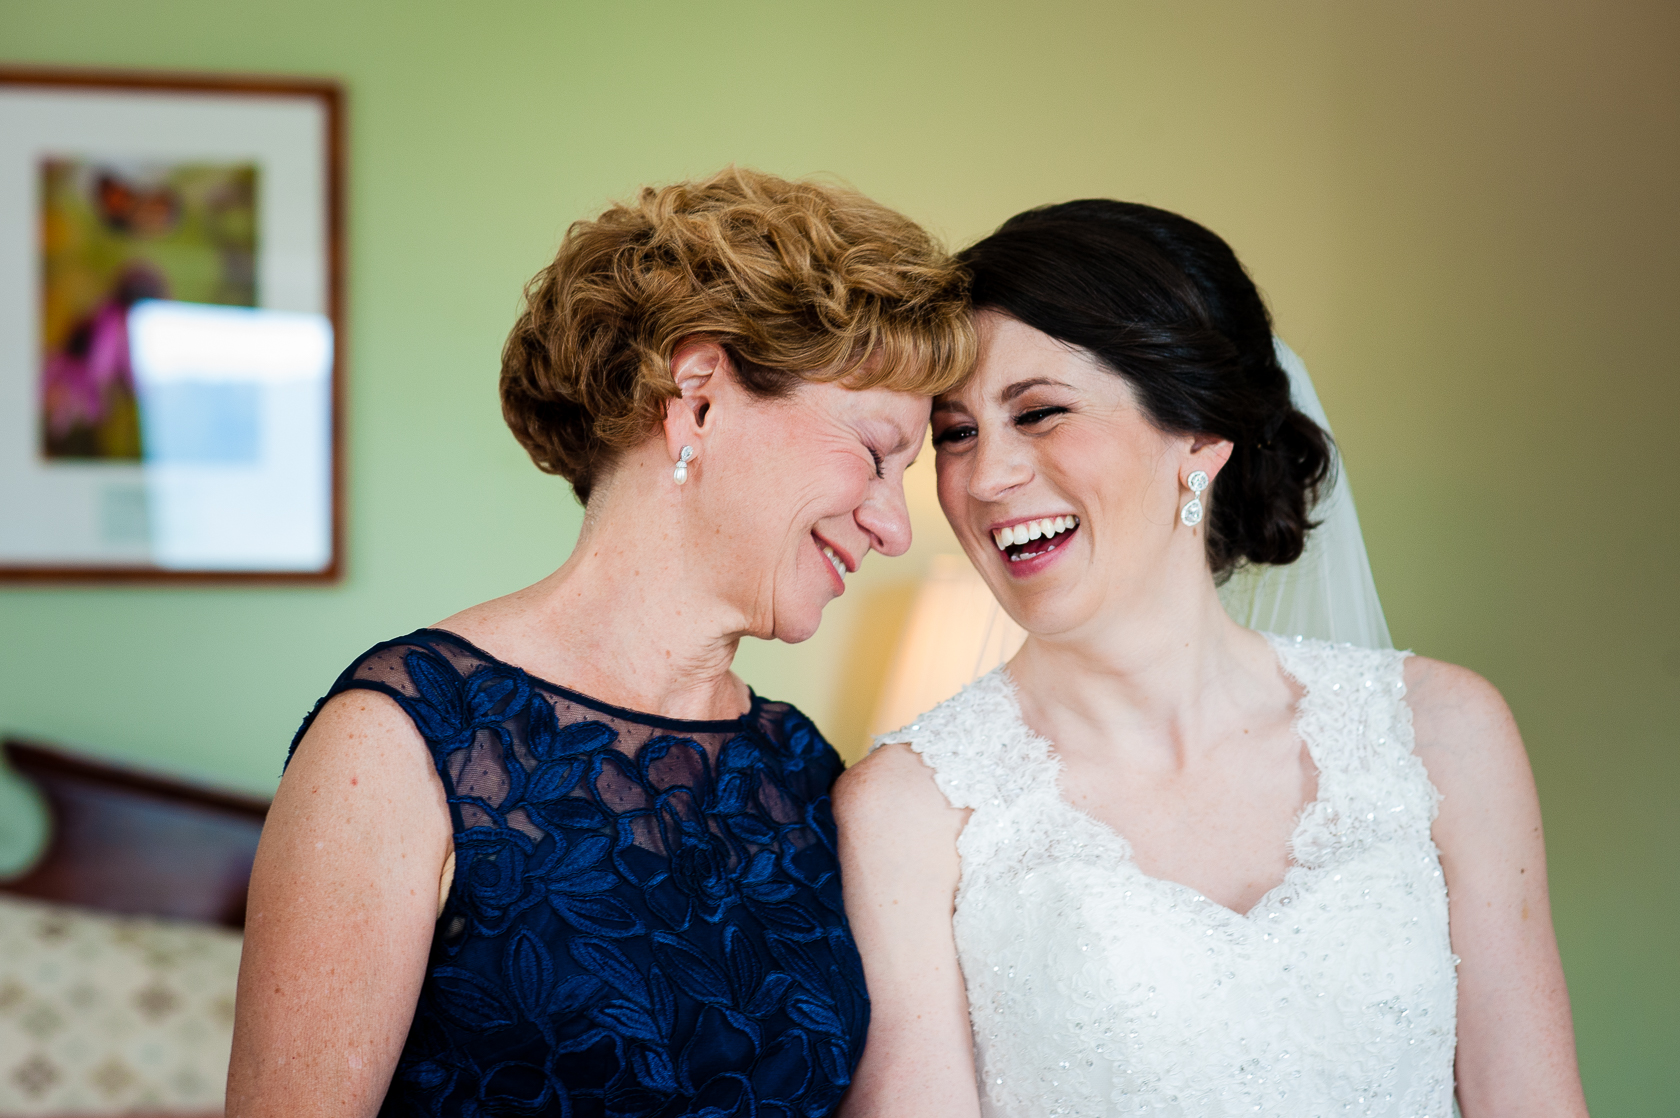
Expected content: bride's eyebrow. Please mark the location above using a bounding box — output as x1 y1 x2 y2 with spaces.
1001 377 1072 402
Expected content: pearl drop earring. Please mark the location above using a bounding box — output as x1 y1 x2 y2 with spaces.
673 446 694 486
1180 470 1209 527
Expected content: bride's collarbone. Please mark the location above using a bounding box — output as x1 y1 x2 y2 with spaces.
1052 733 1318 915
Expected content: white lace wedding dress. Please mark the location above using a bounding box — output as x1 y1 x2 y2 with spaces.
876 634 1458 1117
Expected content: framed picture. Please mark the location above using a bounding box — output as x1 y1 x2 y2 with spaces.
0 68 343 582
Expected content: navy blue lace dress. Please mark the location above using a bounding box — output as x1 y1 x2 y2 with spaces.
288 629 869 1118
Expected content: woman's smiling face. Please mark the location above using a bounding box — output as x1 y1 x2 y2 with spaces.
702 375 930 645
932 311 1192 636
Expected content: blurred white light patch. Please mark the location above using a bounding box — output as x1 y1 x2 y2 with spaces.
128 300 333 571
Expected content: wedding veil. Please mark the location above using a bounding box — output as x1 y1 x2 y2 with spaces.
1216 338 1391 649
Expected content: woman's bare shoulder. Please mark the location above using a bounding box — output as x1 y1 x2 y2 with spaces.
294 687 423 759
282 689 441 821
431 583 545 651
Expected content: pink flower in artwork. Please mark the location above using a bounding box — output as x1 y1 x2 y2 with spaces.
40 263 166 437
42 302 132 436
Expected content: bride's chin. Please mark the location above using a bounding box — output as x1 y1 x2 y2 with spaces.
999 577 1099 634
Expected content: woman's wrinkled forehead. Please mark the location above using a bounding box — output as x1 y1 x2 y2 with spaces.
791 377 930 449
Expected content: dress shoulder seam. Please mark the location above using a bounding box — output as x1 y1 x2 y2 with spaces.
871 669 1031 811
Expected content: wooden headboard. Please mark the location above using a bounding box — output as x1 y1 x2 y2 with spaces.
0 738 270 928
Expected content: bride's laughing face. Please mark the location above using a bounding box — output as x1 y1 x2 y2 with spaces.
932 311 1201 636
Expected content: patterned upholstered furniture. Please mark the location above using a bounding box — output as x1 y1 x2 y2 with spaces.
0 739 268 1117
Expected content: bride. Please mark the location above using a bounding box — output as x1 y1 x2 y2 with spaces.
834 201 1589 1116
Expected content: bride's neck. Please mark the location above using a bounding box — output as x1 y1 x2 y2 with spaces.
1007 569 1273 758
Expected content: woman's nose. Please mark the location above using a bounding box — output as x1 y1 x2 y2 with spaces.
856 482 913 558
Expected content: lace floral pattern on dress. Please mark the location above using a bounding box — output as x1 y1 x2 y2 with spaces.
877 635 1457 1118
290 629 867 1118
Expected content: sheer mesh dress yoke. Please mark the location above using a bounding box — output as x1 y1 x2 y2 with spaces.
288 629 868 1118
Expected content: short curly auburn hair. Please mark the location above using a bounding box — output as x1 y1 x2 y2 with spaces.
500 167 976 503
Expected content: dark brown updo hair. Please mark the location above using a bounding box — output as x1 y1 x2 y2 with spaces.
956 200 1333 578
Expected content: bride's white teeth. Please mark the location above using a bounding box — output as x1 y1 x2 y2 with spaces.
822 545 846 579
995 516 1081 558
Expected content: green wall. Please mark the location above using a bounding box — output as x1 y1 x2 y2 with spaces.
2 2 1674 1112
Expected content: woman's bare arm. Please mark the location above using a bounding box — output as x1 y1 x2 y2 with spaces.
835 742 979 1118
226 692 453 1117
1406 657 1589 1117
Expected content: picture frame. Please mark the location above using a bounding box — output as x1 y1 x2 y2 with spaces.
0 67 344 583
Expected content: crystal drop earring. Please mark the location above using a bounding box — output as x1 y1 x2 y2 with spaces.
672 445 694 485
1180 470 1209 527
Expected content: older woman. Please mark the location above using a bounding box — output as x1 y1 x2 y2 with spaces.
227 168 973 1117
837 201 1587 1116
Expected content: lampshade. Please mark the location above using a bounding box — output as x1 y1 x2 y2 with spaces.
868 553 1025 742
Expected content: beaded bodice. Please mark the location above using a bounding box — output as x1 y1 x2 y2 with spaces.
290 629 867 1118
878 635 1457 1117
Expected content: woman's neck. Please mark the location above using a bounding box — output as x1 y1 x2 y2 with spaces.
438 453 755 722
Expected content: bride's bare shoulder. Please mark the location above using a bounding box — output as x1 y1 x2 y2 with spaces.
833 741 964 835
1402 656 1520 751
1401 655 1532 814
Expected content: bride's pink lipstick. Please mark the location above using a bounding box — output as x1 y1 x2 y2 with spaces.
988 514 1080 579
